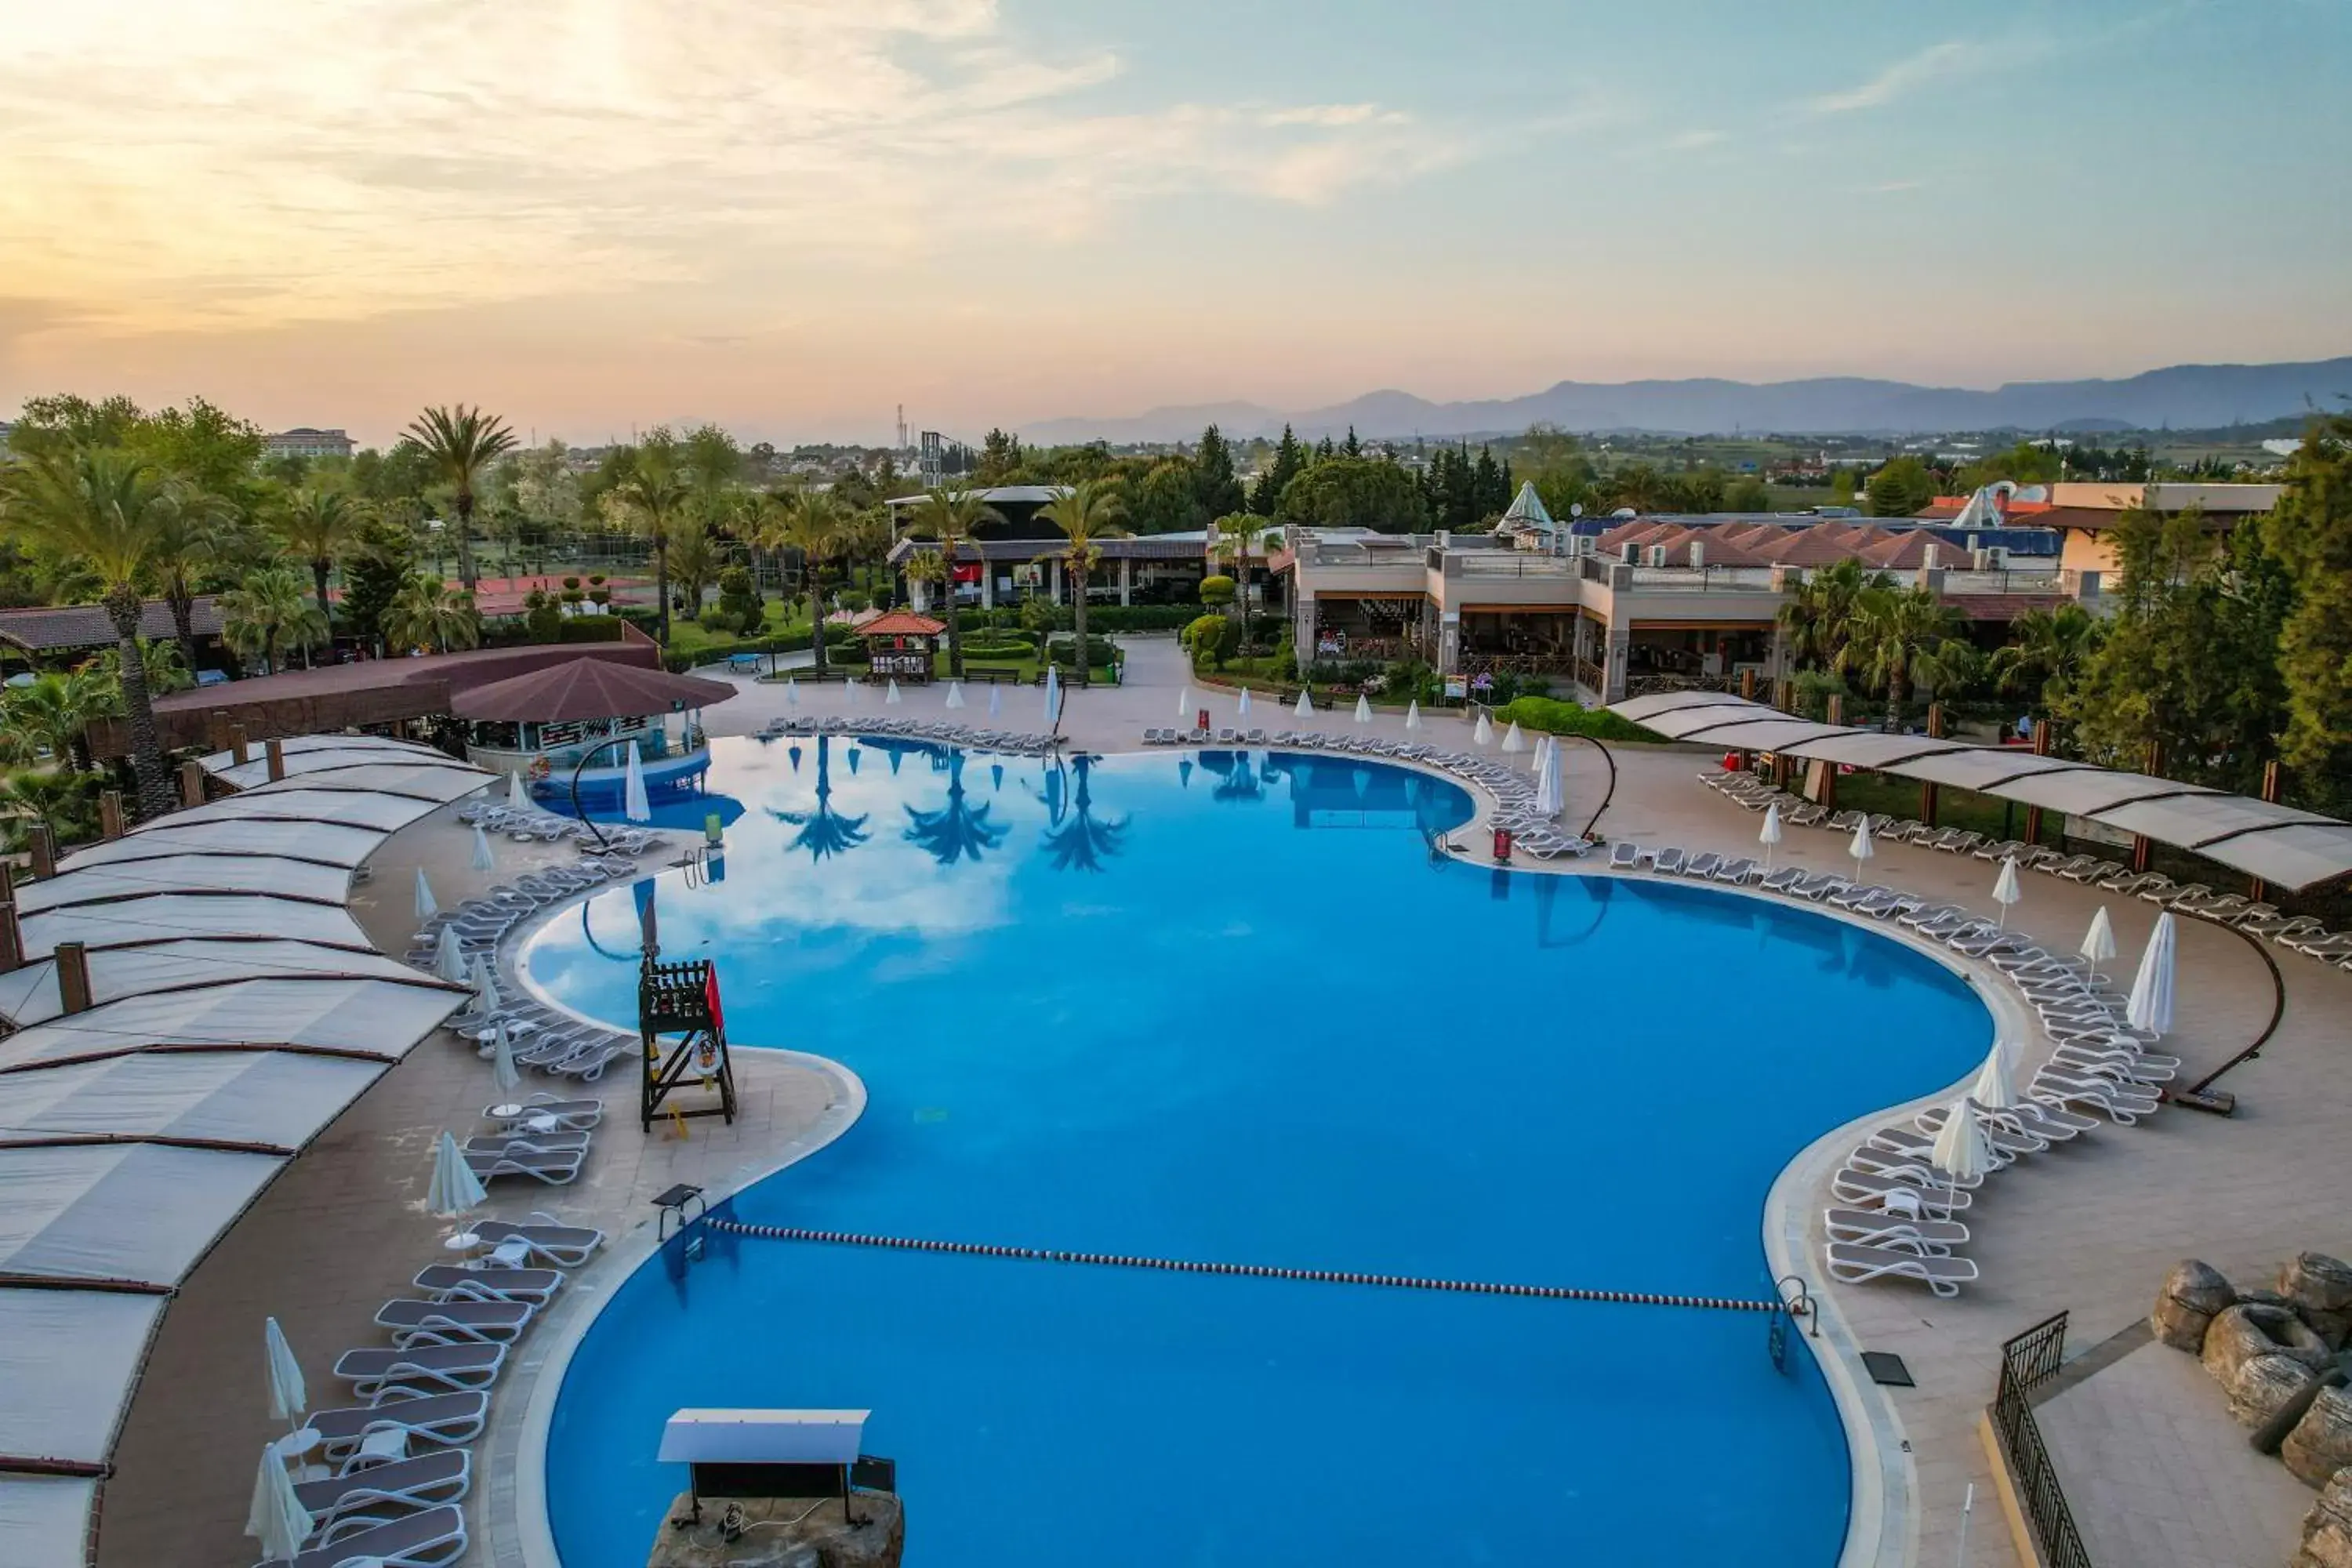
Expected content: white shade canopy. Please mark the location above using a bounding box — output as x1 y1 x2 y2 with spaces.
622 745 652 823
1473 713 1494 746
945 681 966 710
1294 688 1313 718
492 1018 521 1094
429 1131 487 1217
1405 700 1423 732
1848 818 1875 865
508 770 529 810
987 684 1003 719
246 1443 314 1560
2081 907 2118 974
1235 684 1250 717
786 677 800 706
470 824 497 872
1969 1045 2017 1109
1929 1098 1992 1185
1177 684 1192 718
1992 857 2021 906
414 867 439 924
1759 803 1784 847
1354 694 1372 724
264 1316 306 1426
1501 720 1525 753
885 678 902 705
0 735 485 1568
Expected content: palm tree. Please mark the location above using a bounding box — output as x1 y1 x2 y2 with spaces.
1989 603 2103 718
617 433 695 644
275 488 364 627
902 749 1007 866
913 488 993 677
383 575 481 654
768 735 869 861
1210 512 1277 648
1039 754 1127 872
0 666 113 771
403 405 517 593
2 448 180 814
220 566 329 673
150 484 235 674
1042 481 1126 673
1838 586 1973 717
761 490 842 676
1776 557 1885 676
838 506 893 602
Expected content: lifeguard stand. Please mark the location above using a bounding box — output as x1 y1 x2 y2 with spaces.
637 955 739 1133
658 1410 891 1528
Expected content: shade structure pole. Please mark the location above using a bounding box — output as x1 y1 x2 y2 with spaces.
2024 718 2051 846
568 735 641 854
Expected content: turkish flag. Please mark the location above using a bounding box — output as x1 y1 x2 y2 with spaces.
703 966 725 1035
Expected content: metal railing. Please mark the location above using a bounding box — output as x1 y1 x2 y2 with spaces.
1991 1311 2092 1568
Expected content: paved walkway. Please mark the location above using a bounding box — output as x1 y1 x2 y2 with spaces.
2037 1334 2316 1567
92 633 2352 1568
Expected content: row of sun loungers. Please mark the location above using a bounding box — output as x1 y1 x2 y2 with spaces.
455 799 660 857
761 715 1060 755
403 859 644 967
257 1214 606 1568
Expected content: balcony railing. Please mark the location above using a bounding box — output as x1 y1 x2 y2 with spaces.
1624 565 1780 591
1991 1312 2092 1568
1939 569 2066 596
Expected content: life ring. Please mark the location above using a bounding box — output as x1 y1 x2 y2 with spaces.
528 755 553 781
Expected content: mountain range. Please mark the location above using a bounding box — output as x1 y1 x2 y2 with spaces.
1014 357 2352 445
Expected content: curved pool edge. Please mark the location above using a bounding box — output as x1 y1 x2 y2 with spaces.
487 1047 869 1568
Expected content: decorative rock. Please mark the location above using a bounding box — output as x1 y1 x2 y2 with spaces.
2152 1258 2235 1352
646 1492 903 1568
2205 1303 2336 1386
2231 1354 2322 1428
2287 1389 2352 1489
2281 1254 2352 1349
2295 1468 2352 1568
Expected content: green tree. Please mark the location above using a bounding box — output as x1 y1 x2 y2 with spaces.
1836 586 1973 716
275 488 365 626
1192 425 1247 519
1210 513 1277 627
2268 416 2352 800
0 666 114 771
910 487 993 677
613 430 695 644
1042 480 1126 660
219 565 328 673
1250 424 1306 516
1727 476 1772 513
667 521 720 613
1127 460 1208 535
1517 424 1595 519
404 405 518 593
383 575 482 654
974 429 1025 485
0 449 182 813
1864 456 1939 518
148 484 238 673
1776 558 1886 675
340 517 415 652
1272 456 1429 532
763 490 844 677
1987 603 2104 721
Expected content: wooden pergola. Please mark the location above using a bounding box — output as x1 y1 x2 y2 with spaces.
858 610 946 684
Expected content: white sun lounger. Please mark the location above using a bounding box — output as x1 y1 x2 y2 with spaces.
309 1395 489 1463
2031 1072 2161 1126
332 1343 507 1399
1823 1207 1971 1254
1828 1241 1979 1298
293 1450 471 1544
411 1265 564 1305
463 1146 586 1185
375 1298 536 1347
1831 1167 1972 1212
258 1503 469 1568
1609 841 1641 869
483 1095 604 1132
469 1218 606 1269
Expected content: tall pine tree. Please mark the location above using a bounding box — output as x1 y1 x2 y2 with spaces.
2270 416 2352 806
1192 424 1247 519
1250 424 1305 516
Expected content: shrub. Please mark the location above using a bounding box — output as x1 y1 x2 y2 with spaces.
523 588 564 643
561 575 582 591
1086 604 1205 633
1199 574 1236 607
1184 613 1239 670
1494 695 1663 743
715 566 760 626
1047 635 1117 668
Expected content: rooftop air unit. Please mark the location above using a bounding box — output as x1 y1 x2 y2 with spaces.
1645 545 1668 568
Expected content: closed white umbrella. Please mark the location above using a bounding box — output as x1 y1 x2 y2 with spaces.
945 681 966 710
1044 665 1062 728
245 1445 314 1562
1929 1097 1992 1213
1405 699 1424 732
885 679 902 706
1848 816 1875 880
622 743 651 823
470 824 496 873
1535 736 1566 818
786 677 800 706
2081 907 2118 987
1969 1044 2017 1110
427 1130 486 1216
1473 713 1494 746
2125 912 2177 1036
988 683 1003 720
413 868 438 924
507 770 528 810
491 1018 521 1094
468 953 500 1014
263 1316 306 1431
1353 693 1372 725
1293 688 1313 718
1759 802 1784 871
1991 855 2021 927
1236 686 1251 720
844 675 858 706
434 926 467 984
1177 684 1192 719
1501 720 1525 754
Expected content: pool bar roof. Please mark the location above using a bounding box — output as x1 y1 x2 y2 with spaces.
0 733 485 1567
1609 691 2352 892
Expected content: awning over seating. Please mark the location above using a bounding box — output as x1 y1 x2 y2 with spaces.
448 657 735 724
1609 691 2352 891
0 739 485 1560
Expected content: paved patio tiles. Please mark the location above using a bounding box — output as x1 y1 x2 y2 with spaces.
2036 1335 2318 1566
89 634 2352 1568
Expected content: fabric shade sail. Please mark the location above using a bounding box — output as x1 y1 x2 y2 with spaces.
0 939 444 1028
20 895 376 959
0 1051 384 1147
0 978 463 1072
60 819 387 871
449 657 735 723
0 1291 167 1461
1609 693 2352 891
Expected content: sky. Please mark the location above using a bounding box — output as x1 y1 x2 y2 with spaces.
2 0 2347 447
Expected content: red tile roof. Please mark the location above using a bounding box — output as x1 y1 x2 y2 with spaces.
0 596 223 653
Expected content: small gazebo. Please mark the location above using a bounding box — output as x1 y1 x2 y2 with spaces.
451 657 736 802
857 610 946 684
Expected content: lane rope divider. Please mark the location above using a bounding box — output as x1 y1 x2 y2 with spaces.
700 1217 1793 1316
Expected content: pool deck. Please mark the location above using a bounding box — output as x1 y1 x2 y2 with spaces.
91 633 2352 1568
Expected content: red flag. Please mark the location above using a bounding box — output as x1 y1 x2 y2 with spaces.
703 965 725 1035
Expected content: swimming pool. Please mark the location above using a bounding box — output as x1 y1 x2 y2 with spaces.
528 736 1991 1566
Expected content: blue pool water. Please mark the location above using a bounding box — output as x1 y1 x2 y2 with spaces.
528 736 1991 1567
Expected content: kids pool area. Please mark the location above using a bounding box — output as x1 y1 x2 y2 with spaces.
525 735 1994 1566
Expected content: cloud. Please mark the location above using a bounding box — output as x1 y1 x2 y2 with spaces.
0 0 1507 333
1803 42 1977 114
1662 129 1727 152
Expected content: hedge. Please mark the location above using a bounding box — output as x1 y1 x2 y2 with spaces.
660 624 857 673
1493 696 1664 744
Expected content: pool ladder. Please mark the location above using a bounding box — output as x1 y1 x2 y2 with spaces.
1769 1273 1819 1373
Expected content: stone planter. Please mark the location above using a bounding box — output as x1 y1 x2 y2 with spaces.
2204 1303 2336 1386
2230 1353 2324 1429
2296 1468 2352 1568
2288 1389 2352 1490
2281 1253 2352 1350
2151 1258 2235 1352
